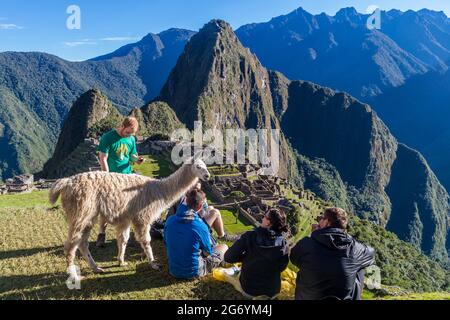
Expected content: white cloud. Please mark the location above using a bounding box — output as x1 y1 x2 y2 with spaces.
63 36 139 47
100 36 140 42
63 40 97 47
0 23 23 30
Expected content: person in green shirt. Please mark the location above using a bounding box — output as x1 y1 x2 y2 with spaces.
95 116 144 247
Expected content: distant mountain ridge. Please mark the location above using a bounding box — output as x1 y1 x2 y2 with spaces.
236 7 450 99
0 28 194 180
370 67 450 192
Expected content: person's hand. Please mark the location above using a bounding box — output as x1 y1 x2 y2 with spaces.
136 156 144 165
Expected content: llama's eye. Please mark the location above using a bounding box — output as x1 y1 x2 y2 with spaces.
196 165 201 169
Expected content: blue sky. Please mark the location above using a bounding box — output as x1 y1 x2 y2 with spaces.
1 0 449 61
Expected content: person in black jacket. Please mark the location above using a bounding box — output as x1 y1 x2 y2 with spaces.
224 208 290 298
290 207 375 300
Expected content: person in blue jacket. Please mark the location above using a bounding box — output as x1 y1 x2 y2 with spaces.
164 188 228 279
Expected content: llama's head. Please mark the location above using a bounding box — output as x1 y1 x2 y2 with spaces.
191 157 210 182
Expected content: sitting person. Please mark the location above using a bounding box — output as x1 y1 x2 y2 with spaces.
224 208 290 298
290 207 375 300
164 188 228 279
155 182 238 242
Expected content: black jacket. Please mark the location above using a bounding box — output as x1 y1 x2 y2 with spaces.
224 227 289 297
290 227 375 300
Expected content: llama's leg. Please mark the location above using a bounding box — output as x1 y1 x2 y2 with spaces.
116 224 131 267
134 223 160 270
96 215 108 248
79 224 104 274
64 226 83 279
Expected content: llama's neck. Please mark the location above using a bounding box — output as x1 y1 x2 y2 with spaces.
156 164 198 209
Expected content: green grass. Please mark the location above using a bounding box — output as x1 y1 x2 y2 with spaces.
362 290 450 300
220 209 253 235
0 190 54 208
133 155 173 178
0 206 243 300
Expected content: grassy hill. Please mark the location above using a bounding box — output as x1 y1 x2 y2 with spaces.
0 155 448 300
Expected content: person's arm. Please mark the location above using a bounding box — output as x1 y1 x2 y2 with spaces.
279 241 290 272
129 137 144 165
198 224 213 257
97 134 110 172
98 152 109 172
356 242 376 270
224 233 248 263
290 238 306 268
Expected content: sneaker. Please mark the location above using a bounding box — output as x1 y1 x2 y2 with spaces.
96 233 106 248
219 233 240 242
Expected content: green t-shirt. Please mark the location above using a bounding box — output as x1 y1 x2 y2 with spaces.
97 129 137 174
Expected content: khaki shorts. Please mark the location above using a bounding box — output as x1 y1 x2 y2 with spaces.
198 251 223 277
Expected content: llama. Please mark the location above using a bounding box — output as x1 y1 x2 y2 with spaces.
49 156 210 279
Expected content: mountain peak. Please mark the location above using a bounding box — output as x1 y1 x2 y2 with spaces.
335 7 359 17
41 89 122 178
200 19 234 36
158 18 274 130
417 8 449 20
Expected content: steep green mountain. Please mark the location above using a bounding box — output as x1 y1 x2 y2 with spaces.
41 89 123 178
156 20 299 180
91 28 196 102
0 29 194 181
386 144 450 263
370 68 450 192
0 87 51 180
279 80 449 262
158 20 276 130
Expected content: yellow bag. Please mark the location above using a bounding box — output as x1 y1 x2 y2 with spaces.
212 266 297 300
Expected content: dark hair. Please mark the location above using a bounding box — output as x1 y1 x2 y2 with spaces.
267 208 288 234
323 207 348 229
186 189 206 211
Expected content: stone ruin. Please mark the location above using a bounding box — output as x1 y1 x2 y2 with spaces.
138 139 176 155
5 174 34 193
203 163 317 228
0 174 59 195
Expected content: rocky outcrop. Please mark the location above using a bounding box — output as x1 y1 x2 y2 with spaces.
129 101 185 138
41 89 122 178
157 20 298 180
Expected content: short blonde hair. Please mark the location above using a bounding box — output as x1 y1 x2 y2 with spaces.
121 117 139 132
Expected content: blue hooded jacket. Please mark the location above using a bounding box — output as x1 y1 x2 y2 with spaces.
164 203 213 278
